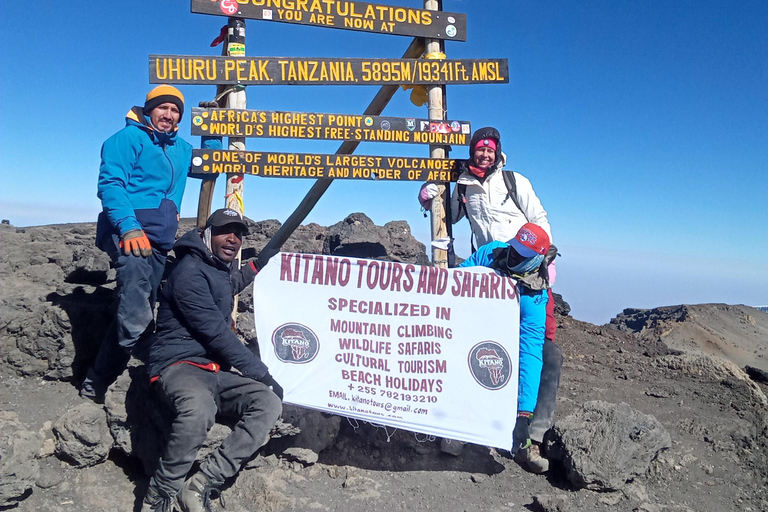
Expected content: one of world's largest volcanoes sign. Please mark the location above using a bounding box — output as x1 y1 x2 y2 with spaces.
190 149 459 182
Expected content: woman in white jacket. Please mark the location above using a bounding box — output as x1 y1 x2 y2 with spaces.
419 127 562 473
449 127 552 249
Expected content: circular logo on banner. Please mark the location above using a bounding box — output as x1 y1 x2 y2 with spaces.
364 117 374 126
272 323 319 364
193 116 204 126
467 341 512 390
447 16 456 23
380 120 391 130
445 25 457 38
192 156 203 167
450 121 461 132
220 0 238 15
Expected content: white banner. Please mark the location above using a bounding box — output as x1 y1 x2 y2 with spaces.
253 253 520 450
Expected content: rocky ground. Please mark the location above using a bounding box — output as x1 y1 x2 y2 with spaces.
1 216 767 512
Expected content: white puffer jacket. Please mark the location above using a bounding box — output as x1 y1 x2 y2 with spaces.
450 153 552 247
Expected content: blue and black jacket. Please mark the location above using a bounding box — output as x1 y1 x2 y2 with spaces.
460 241 547 413
148 229 267 380
96 107 193 252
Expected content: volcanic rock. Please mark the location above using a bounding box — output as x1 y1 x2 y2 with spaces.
546 400 671 491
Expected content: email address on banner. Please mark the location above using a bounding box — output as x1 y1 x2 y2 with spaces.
326 396 430 420
327 390 434 418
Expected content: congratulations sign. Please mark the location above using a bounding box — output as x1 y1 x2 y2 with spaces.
253 253 521 450
192 0 467 41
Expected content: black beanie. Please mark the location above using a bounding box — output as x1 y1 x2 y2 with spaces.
468 127 502 158
143 85 185 120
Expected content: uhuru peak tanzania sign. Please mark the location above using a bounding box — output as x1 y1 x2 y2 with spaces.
191 107 472 145
150 55 509 85
190 150 458 181
191 0 467 40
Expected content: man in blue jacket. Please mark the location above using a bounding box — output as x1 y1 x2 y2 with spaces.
459 222 554 473
141 209 282 512
80 86 196 403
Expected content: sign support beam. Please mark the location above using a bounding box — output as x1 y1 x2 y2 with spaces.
224 18 247 216
256 37 426 269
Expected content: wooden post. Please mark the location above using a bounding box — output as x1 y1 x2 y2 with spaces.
221 18 247 324
224 18 247 215
424 0 450 269
195 20 246 228
196 180 216 228
255 37 426 269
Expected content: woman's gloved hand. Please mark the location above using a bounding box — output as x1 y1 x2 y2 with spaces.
418 183 439 209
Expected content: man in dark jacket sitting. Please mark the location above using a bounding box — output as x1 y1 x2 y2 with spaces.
141 209 283 512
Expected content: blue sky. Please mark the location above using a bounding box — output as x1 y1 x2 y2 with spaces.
1 1 766 324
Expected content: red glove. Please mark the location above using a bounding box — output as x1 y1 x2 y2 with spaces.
120 230 152 257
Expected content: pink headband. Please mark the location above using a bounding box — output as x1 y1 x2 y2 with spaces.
474 138 497 151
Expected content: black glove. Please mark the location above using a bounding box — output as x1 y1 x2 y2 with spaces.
260 373 284 401
512 413 532 455
198 100 219 108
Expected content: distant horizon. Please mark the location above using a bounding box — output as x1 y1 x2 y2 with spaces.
3 214 766 325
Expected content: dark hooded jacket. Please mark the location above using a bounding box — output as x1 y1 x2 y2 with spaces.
148 228 267 380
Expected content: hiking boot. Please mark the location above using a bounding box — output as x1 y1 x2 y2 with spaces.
79 378 106 405
516 442 550 474
141 485 178 512
179 472 217 512
440 438 465 456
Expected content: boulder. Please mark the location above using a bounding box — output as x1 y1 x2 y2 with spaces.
267 405 341 464
532 493 570 512
324 213 429 265
53 402 113 467
104 366 172 475
659 354 767 407
546 401 671 491
0 223 113 382
552 292 571 317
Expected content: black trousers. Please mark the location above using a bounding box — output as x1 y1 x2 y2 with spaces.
529 338 563 443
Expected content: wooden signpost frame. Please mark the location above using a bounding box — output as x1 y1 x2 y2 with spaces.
184 1 506 323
